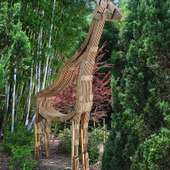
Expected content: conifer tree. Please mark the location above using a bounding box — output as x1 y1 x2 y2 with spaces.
102 0 170 169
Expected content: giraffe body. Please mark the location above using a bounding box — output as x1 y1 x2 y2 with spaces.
34 1 122 169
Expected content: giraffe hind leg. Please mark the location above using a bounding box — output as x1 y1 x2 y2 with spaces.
34 113 41 160
44 119 50 158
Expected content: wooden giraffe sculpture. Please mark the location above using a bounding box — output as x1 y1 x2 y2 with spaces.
34 1 122 170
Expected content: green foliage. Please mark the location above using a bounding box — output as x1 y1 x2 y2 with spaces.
131 128 170 170
58 127 108 164
0 1 31 85
20 0 90 58
10 22 31 59
51 122 63 135
0 2 7 31
102 113 149 170
0 0 91 131
10 145 36 170
102 0 170 170
3 124 36 170
0 2 8 92
58 128 72 154
0 62 5 91
88 127 109 164
3 124 33 153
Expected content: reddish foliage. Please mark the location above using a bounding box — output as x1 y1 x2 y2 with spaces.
52 44 112 121
52 86 76 114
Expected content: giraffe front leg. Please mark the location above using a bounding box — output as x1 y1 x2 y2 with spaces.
71 116 80 170
80 112 90 170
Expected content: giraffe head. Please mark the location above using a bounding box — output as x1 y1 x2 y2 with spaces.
96 0 122 21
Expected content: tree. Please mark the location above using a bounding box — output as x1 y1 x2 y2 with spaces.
102 0 170 169
0 0 91 132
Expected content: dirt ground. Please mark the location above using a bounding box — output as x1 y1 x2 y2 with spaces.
0 139 99 170
37 139 99 170
37 139 71 170
0 144 10 170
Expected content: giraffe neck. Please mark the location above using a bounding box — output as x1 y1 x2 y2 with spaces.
87 5 107 47
78 5 106 66
69 5 107 65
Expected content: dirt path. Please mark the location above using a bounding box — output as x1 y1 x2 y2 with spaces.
38 154 71 170
0 140 98 170
37 139 71 170
0 144 9 170
0 140 71 170
37 139 99 170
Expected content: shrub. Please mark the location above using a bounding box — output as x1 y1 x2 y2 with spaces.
102 0 170 169
51 122 63 135
58 127 109 164
88 127 109 164
10 145 36 170
130 128 170 170
3 124 33 154
3 124 37 169
58 128 72 154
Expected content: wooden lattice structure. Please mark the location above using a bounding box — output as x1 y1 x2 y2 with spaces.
34 1 122 170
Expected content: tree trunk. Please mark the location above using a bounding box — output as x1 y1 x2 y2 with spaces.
42 0 56 89
11 68 16 133
5 84 10 113
25 67 33 126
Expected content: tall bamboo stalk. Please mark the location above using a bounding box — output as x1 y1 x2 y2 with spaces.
11 68 16 133
25 67 33 126
42 0 56 89
5 84 10 113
